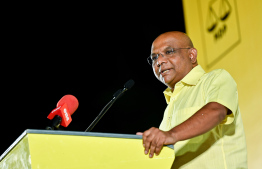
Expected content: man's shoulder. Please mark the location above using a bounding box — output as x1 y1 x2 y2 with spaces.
207 68 229 76
204 68 232 79
200 68 236 85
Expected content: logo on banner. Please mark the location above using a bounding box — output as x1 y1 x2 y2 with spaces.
198 0 241 68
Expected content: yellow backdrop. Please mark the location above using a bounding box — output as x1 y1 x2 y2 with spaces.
182 0 262 168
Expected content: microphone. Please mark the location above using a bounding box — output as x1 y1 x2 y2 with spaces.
46 95 79 130
85 79 135 132
124 79 135 89
113 79 135 100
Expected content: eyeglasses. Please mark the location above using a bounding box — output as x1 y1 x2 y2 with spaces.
147 48 191 65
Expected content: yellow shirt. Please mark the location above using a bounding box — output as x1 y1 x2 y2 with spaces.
159 65 247 169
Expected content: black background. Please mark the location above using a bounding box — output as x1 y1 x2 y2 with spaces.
1 2 185 154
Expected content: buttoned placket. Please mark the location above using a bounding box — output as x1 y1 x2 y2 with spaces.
166 82 185 129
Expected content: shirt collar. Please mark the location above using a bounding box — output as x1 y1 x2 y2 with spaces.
181 65 206 86
163 88 173 104
163 65 206 104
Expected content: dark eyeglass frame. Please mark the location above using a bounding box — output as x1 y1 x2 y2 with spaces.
147 48 191 65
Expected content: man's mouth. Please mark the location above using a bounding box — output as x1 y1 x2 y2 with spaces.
161 69 170 74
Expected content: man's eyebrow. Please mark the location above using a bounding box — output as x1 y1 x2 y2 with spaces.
151 46 173 55
163 46 173 50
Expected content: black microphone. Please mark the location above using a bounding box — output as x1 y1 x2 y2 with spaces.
114 79 135 100
85 79 135 132
124 79 135 90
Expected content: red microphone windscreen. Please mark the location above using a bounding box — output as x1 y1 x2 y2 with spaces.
56 95 79 115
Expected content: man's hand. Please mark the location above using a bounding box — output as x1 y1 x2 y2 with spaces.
136 132 143 135
142 102 228 158
142 127 177 158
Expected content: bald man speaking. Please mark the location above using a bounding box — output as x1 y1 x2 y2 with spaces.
140 31 247 168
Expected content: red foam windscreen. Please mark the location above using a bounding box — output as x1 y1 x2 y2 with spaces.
56 95 79 115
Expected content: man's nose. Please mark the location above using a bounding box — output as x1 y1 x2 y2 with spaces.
156 53 167 67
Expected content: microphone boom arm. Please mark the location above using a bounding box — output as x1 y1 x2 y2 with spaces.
84 89 125 132
84 79 134 132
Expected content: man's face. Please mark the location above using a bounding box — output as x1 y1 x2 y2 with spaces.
151 36 193 89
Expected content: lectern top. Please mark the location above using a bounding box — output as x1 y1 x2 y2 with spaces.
0 129 174 162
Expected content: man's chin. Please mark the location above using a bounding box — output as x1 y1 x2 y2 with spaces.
159 78 171 88
158 75 175 87
164 79 176 89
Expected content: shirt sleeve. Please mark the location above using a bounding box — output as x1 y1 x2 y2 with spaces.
204 69 238 125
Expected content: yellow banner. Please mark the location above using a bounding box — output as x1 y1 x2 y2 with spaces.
183 0 262 168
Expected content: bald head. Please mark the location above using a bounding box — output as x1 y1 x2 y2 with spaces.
152 31 194 51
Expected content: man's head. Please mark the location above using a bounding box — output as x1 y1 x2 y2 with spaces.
150 31 198 90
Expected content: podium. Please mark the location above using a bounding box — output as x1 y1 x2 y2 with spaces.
0 129 175 168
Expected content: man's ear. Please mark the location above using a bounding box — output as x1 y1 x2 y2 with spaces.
189 48 197 64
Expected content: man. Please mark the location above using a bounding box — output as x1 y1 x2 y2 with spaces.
140 31 247 168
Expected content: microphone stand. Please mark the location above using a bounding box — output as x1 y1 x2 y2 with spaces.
46 115 62 130
84 88 126 132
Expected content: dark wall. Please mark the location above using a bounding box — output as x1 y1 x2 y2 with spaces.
1 2 185 154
